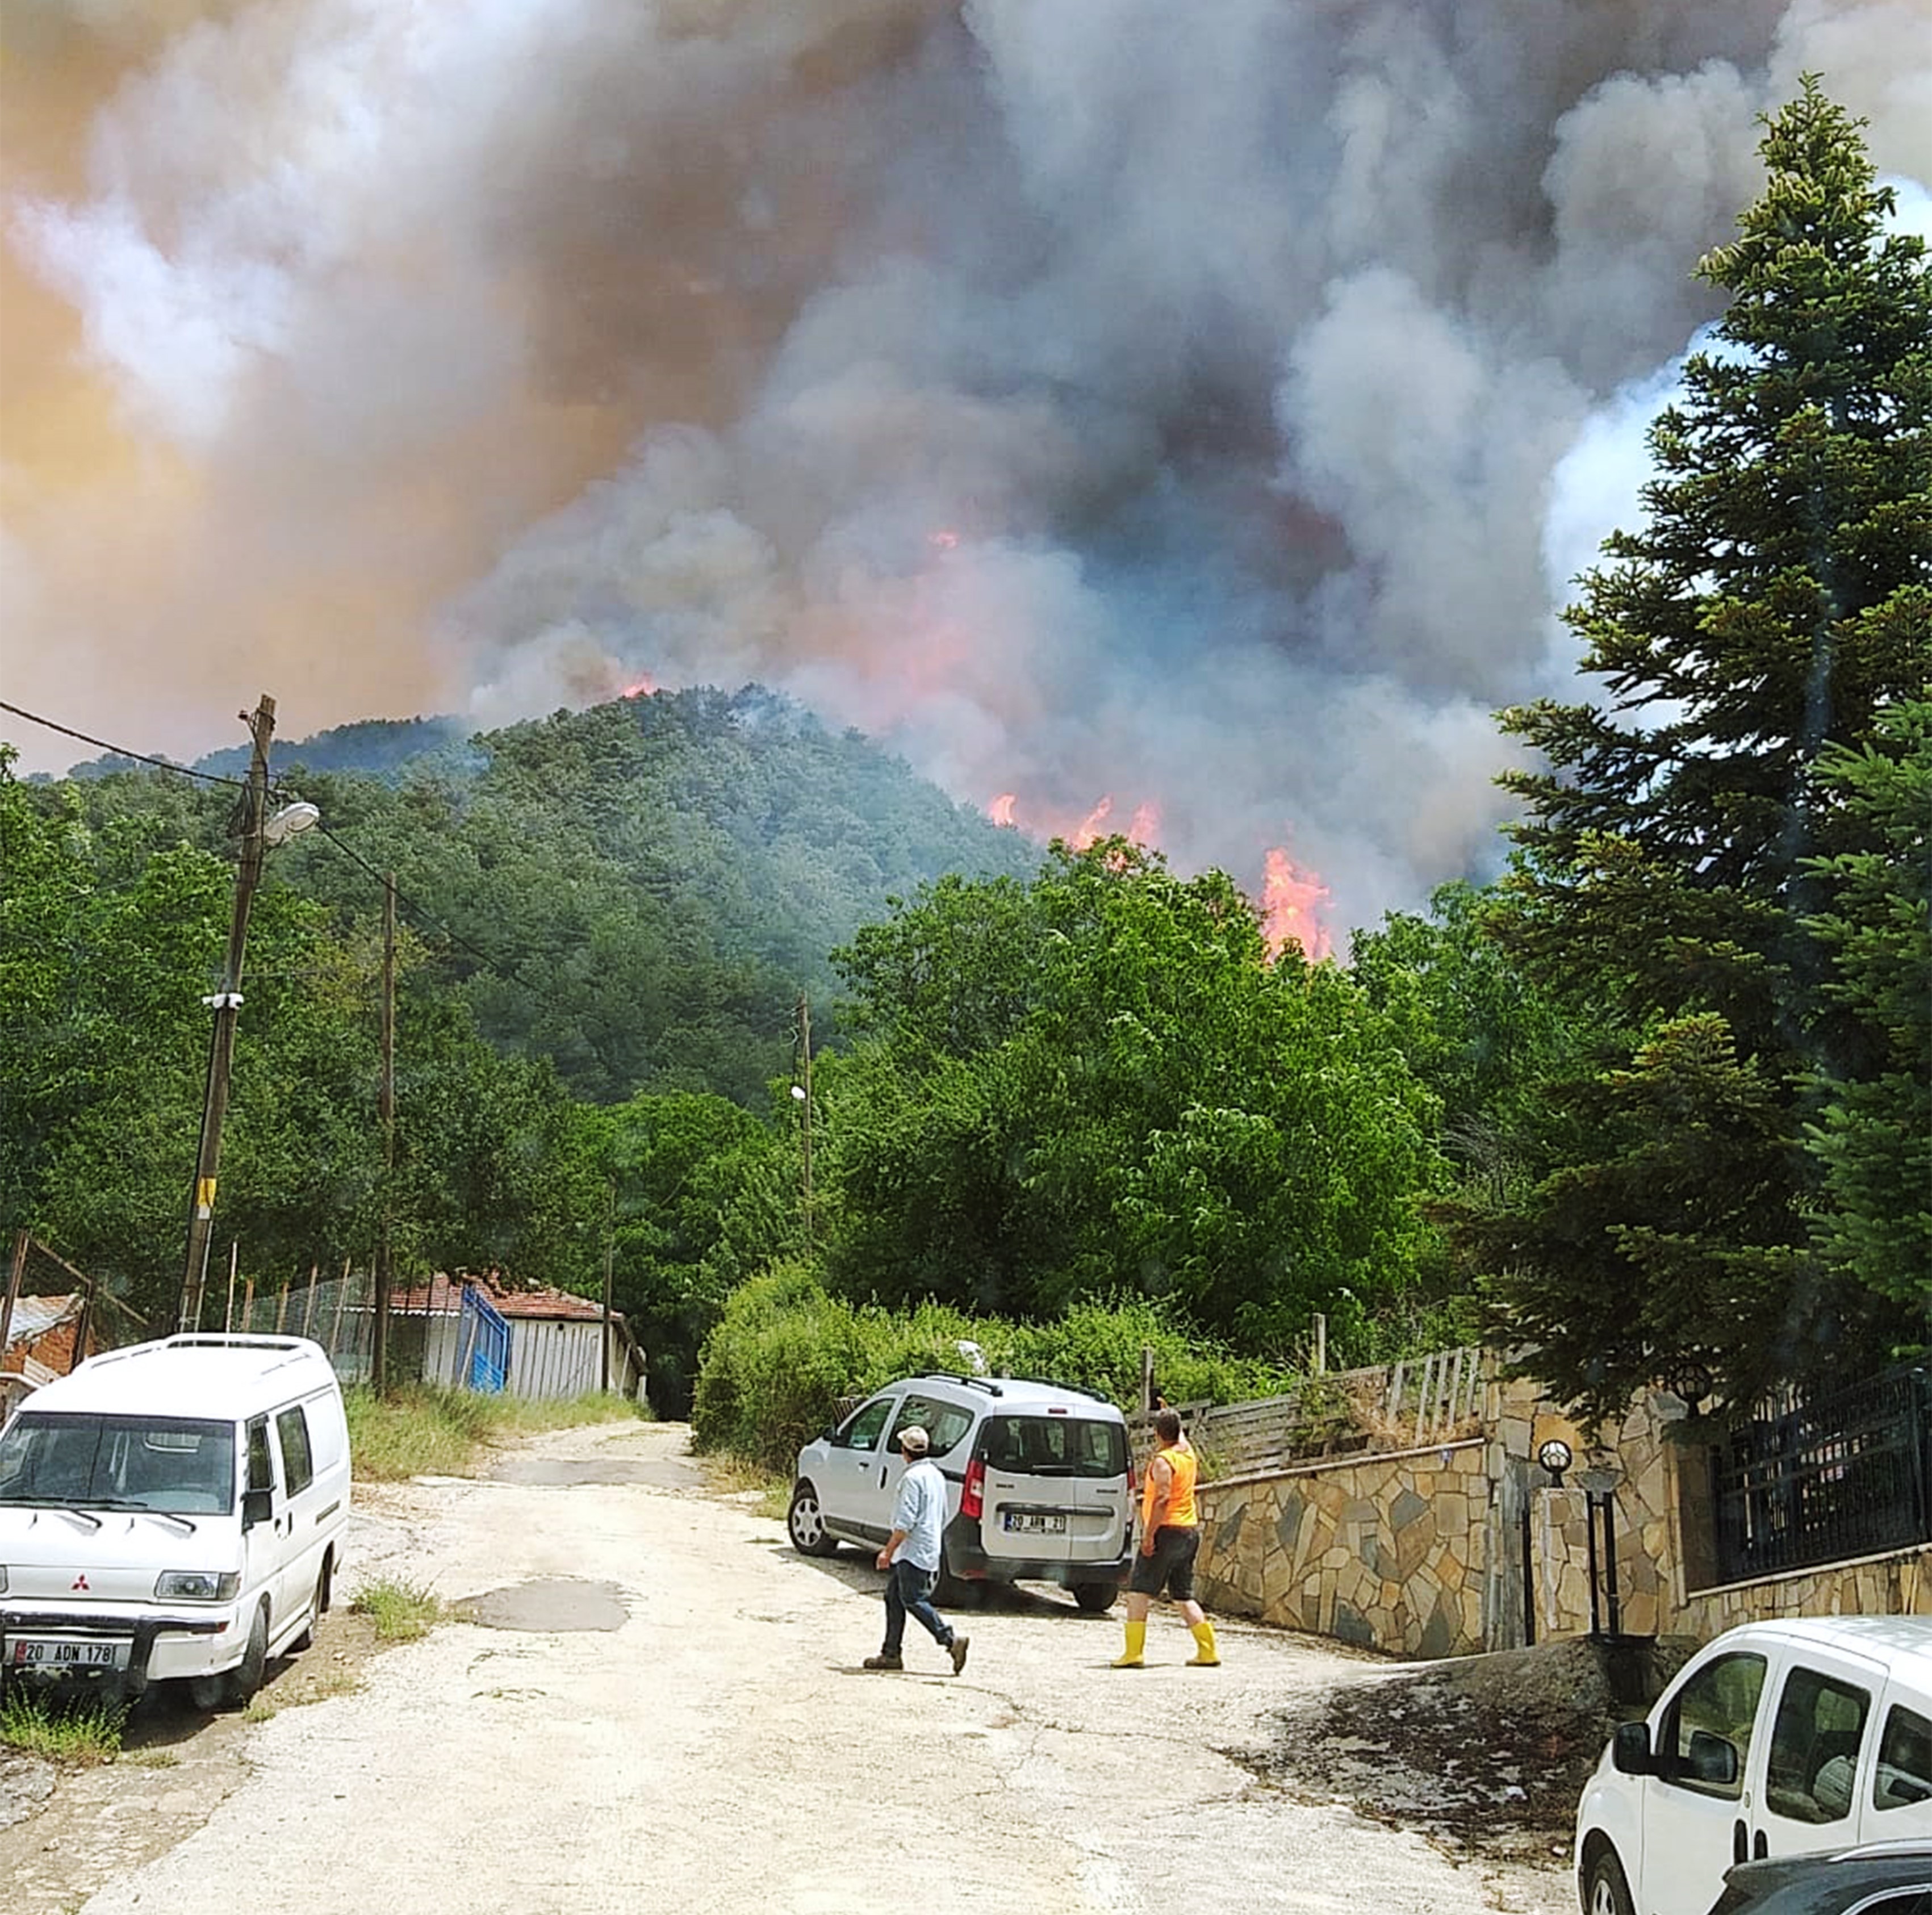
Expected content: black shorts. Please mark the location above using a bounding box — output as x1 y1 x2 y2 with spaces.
1129 1524 1199 1602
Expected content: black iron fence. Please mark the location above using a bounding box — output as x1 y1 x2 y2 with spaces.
1711 1367 1932 1586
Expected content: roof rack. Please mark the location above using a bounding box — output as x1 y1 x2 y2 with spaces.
911 1371 1115 1407
911 1372 1006 1397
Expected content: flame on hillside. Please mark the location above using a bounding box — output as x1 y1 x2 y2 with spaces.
987 787 1334 960
1260 849 1333 961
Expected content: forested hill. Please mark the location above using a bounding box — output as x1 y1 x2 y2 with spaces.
67 686 1039 1106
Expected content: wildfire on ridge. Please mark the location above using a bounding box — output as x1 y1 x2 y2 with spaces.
984 791 1334 961
1260 848 1333 961
984 791 1162 851
621 675 657 699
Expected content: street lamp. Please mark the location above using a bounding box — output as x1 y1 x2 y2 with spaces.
178 694 317 1333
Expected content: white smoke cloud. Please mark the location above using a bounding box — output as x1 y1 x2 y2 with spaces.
5 0 1928 938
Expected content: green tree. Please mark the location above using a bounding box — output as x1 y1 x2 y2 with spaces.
597 1089 795 1415
825 841 1441 1358
1478 81 1931 1413
1800 701 1932 1315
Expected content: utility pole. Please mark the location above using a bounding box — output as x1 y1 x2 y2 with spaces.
796 993 814 1248
601 1179 615 1395
372 871 396 1391
180 694 276 1333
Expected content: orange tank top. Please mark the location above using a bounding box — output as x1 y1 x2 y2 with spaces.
1143 1440 1198 1532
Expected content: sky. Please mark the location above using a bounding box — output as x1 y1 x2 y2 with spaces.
2 0 1927 942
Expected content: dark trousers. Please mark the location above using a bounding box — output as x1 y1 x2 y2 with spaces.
883 1560 954 1655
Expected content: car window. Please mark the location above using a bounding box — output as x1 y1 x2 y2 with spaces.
275 1407 315 1495
834 1398 895 1452
1850 1894 1932 1915
1662 1651 1766 1801
889 1396 974 1458
979 1415 1127 1479
245 1416 276 1494
1764 1663 1871 1824
1875 1704 1932 1811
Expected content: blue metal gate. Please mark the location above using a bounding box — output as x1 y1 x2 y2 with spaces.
455 1283 509 1394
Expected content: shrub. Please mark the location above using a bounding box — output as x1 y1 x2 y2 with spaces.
692 1272 1294 1470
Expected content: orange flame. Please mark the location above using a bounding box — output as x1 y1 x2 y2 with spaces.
1260 848 1333 961
988 792 1018 827
1070 796 1114 850
621 674 656 699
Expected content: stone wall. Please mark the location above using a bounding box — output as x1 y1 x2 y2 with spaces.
1194 1438 1491 1658
1187 1367 1930 1662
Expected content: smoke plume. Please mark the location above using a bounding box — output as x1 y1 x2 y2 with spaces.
3 0 1927 934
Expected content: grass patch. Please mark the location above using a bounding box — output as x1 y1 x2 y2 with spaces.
699 1449 791 1521
0 1688 127 1765
350 1578 445 1643
345 1385 646 1482
120 1749 181 1768
240 1697 277 1724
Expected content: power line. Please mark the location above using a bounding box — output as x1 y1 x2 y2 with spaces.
0 698 254 792
2 696 512 982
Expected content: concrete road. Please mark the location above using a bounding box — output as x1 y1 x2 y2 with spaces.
77 1421 1573 1915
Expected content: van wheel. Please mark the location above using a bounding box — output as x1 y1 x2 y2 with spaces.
291 1557 331 1653
1072 1581 1119 1613
1583 1845 1633 1915
225 1603 269 1708
788 1483 841 1557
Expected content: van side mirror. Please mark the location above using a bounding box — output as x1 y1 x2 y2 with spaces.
241 1488 273 1531
1684 1729 1739 1787
1611 1721 1654 1775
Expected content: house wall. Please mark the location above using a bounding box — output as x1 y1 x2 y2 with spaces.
506 1318 605 1400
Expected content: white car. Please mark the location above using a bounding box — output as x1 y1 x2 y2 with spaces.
788 1373 1135 1610
0 1334 350 1709
1575 1616 1932 1915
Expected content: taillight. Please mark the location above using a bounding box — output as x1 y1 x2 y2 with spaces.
961 1456 985 1521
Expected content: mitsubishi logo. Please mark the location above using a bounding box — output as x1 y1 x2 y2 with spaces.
71 1574 89 1592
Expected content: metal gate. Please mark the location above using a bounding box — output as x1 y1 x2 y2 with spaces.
455 1283 509 1394
1712 1367 1932 1584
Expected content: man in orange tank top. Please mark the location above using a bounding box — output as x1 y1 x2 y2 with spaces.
1113 1407 1219 1667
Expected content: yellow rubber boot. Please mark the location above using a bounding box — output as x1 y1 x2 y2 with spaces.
1111 1619 1147 1668
1187 1620 1220 1666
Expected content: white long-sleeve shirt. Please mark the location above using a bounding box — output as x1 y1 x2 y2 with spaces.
889 1458 947 1572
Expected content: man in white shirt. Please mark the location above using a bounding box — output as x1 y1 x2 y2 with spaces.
864 1425 970 1674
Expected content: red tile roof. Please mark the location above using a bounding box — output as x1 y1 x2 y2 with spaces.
388 1271 617 1324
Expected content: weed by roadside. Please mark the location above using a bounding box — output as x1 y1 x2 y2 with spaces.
350 1578 445 1642
697 1449 790 1521
345 1385 646 1482
0 1688 126 1766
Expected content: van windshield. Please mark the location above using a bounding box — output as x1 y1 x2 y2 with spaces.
0 1412 237 1516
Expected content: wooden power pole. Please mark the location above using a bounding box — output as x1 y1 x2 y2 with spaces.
373 872 396 1391
180 695 276 1333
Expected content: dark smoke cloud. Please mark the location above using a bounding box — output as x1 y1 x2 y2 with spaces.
3 0 1927 934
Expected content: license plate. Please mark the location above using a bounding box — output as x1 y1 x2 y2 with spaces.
1003 1511 1067 1534
9 1637 132 1671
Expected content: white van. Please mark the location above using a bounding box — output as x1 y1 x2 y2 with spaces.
0 1334 350 1709
1575 1616 1932 1915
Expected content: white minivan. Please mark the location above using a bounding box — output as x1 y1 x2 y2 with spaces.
789 1373 1136 1610
1575 1616 1932 1915
0 1334 350 1709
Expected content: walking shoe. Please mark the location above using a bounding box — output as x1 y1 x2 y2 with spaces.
948 1634 971 1675
862 1653 904 1671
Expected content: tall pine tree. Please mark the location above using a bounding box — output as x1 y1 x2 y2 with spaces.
1470 80 1931 1421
